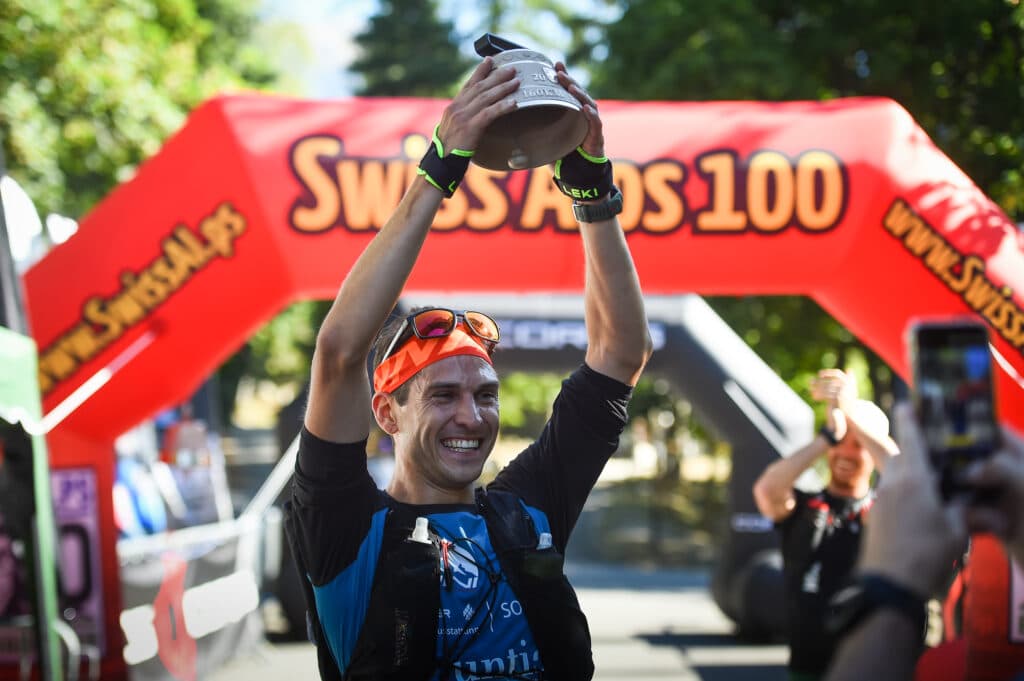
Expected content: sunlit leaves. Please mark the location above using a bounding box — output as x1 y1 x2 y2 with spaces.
0 0 277 219
589 0 1022 221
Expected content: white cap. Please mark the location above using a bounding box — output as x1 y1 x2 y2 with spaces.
411 517 430 544
850 399 890 438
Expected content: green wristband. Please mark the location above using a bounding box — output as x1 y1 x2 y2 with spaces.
417 124 473 198
553 146 614 201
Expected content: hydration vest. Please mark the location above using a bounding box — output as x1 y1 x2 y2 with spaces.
284 487 594 681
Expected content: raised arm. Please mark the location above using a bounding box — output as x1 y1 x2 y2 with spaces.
815 369 899 473
554 64 651 386
754 375 850 521
304 59 518 443
845 406 899 473
753 428 831 521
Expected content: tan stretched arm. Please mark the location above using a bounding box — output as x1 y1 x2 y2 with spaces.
844 405 899 474
555 64 651 386
813 368 898 473
304 59 518 443
753 434 829 521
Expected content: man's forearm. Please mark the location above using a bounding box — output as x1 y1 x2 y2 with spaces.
845 416 898 473
754 435 828 514
306 178 443 441
318 178 442 360
579 218 650 385
864 440 896 473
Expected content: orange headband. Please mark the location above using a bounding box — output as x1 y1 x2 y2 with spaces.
373 326 493 393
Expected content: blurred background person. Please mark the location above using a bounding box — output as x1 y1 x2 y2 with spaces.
753 368 899 680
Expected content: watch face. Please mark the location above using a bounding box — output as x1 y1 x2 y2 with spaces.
826 576 928 640
573 187 623 222
609 188 623 208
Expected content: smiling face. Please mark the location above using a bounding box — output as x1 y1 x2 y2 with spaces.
827 432 875 496
382 355 500 503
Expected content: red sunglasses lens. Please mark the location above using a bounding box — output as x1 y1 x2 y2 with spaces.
465 312 499 342
412 309 456 337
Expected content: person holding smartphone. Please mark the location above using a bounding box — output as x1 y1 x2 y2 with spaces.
823 405 1024 681
823 318 1024 680
753 368 899 680
284 55 652 681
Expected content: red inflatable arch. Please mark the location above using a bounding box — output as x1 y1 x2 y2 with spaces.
21 94 1024 679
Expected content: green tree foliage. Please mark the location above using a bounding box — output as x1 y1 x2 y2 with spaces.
0 0 277 220
216 0 477 427
706 296 893 415
589 1 799 99
215 299 329 423
497 371 564 435
469 0 621 71
351 0 473 96
581 0 1023 408
591 0 1023 219
0 0 294 425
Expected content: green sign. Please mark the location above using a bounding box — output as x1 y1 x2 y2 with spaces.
0 326 62 681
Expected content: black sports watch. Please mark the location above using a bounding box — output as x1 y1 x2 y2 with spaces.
825 573 928 641
819 424 840 446
572 186 624 223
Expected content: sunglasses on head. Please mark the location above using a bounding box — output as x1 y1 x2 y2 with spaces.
380 308 500 362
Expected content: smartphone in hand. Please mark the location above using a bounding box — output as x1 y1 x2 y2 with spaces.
908 317 1000 501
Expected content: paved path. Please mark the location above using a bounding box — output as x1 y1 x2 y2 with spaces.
209 563 787 681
